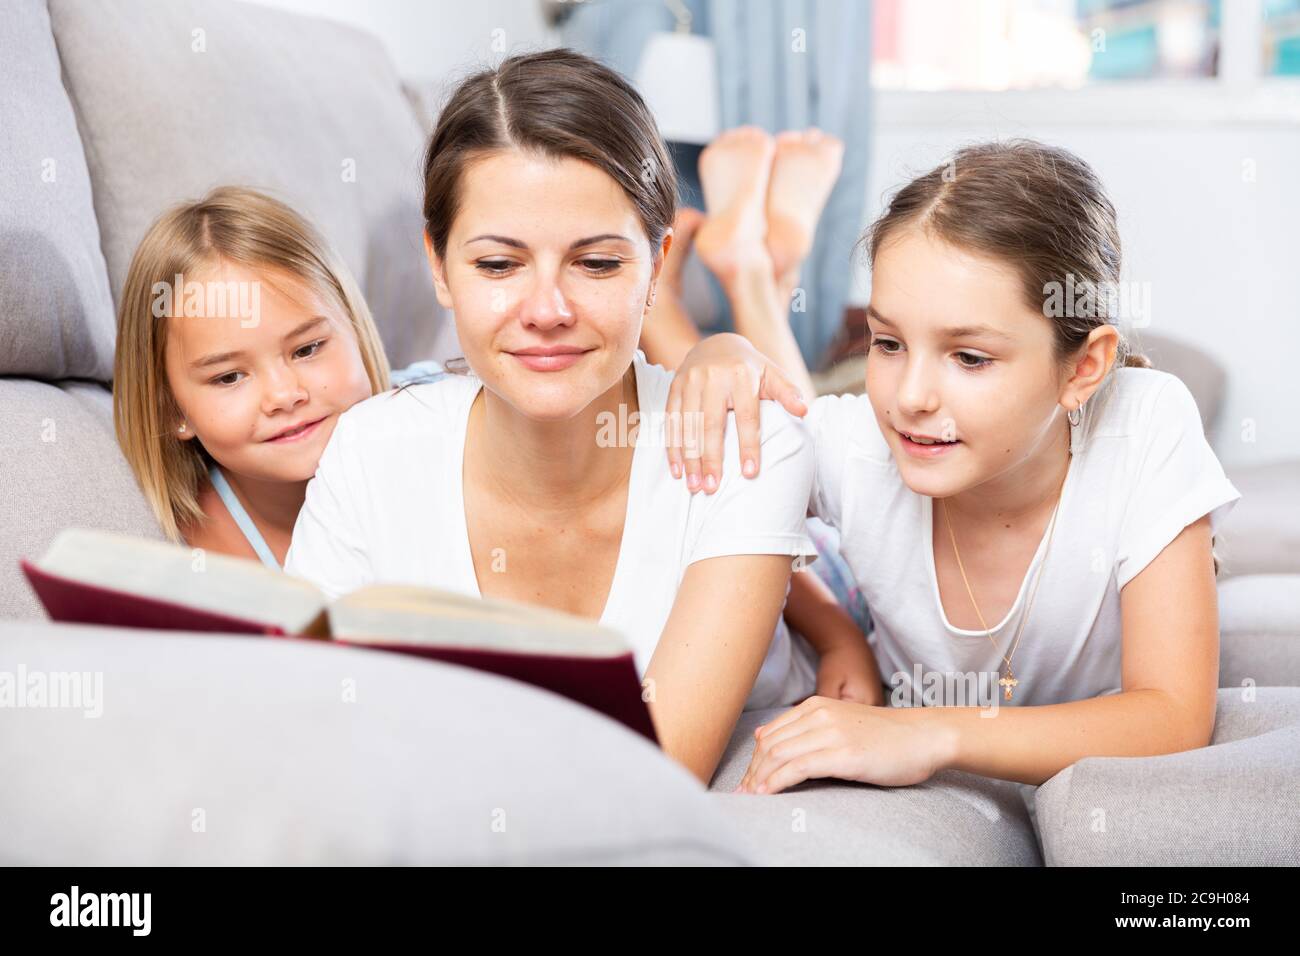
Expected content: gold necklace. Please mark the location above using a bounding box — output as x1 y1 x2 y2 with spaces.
938 462 1069 702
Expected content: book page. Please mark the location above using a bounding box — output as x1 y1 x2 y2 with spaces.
331 586 628 657
39 529 326 634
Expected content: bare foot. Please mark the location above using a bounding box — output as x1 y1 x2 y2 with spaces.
693 126 775 283
765 128 844 286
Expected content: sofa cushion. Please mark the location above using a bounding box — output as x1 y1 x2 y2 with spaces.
1218 574 1300 687
0 621 753 865
0 380 163 619
707 707 1043 865
0 0 116 381
1135 331 1226 433
1219 461 1300 577
47 0 442 369
1032 686 1300 865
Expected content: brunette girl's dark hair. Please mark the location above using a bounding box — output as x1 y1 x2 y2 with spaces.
863 139 1150 374
421 48 677 260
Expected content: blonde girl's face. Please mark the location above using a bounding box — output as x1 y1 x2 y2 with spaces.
427 149 666 421
163 261 374 483
864 225 1072 499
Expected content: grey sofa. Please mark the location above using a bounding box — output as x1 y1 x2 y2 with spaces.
2 0 1297 865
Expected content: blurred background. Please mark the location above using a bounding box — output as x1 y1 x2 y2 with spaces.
257 0 1300 472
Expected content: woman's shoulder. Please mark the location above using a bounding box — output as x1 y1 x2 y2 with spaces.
333 368 481 445
807 391 889 461
389 359 448 387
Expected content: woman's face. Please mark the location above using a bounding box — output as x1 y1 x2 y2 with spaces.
427 149 667 421
865 225 1080 500
163 261 374 483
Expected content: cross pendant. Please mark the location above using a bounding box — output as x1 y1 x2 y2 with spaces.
999 675 1019 701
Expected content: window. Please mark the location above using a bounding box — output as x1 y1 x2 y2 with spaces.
1265 0 1300 74
872 0 1235 90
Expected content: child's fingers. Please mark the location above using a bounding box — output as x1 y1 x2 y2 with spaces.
753 700 807 740
728 363 763 479
699 371 739 493
744 724 832 794
665 377 685 480
680 373 705 493
759 364 808 418
754 747 832 795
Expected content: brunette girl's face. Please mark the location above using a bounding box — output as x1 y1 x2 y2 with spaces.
864 225 1103 499
426 149 667 420
163 261 373 483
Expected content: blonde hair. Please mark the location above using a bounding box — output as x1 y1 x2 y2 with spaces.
113 186 391 542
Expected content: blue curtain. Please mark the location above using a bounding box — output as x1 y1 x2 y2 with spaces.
560 0 872 368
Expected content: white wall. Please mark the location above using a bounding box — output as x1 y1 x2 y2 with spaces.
251 0 556 81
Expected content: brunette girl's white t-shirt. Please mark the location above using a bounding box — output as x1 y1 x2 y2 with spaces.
805 367 1242 707
284 350 821 710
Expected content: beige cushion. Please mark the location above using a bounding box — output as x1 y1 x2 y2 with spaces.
0 380 163 619
47 0 442 368
0 0 116 380
1033 687 1300 865
0 620 753 865
708 706 1042 865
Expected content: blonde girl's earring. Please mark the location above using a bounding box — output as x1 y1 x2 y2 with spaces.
178 422 188 435
1067 401 1085 428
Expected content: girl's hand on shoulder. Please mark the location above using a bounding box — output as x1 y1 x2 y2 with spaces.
665 333 807 494
734 696 957 794
815 642 886 707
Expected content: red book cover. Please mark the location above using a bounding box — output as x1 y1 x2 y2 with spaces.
21 559 658 743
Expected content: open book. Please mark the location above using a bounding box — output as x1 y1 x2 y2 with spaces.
22 528 657 742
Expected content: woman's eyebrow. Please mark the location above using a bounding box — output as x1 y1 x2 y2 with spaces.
465 233 633 250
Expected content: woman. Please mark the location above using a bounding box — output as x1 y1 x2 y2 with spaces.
284 50 868 785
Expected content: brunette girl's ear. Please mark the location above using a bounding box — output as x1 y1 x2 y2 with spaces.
1064 323 1120 408
422 230 453 309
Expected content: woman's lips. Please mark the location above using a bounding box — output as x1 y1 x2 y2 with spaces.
898 431 962 458
508 349 592 372
265 416 326 444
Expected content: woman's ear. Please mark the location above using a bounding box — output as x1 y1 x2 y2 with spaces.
1062 323 1120 410
645 227 674 311
423 230 453 309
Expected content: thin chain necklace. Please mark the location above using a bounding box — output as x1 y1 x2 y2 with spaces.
938 459 1069 702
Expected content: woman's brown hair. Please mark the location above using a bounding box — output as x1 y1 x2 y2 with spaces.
421 48 677 262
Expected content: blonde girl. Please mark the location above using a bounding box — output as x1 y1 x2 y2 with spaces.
113 186 441 567
664 140 1241 793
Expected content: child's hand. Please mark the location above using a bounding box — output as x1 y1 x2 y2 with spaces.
735 697 958 794
665 333 806 493
815 643 885 706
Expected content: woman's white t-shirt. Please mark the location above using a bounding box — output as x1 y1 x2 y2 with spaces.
805 367 1242 707
284 350 820 710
